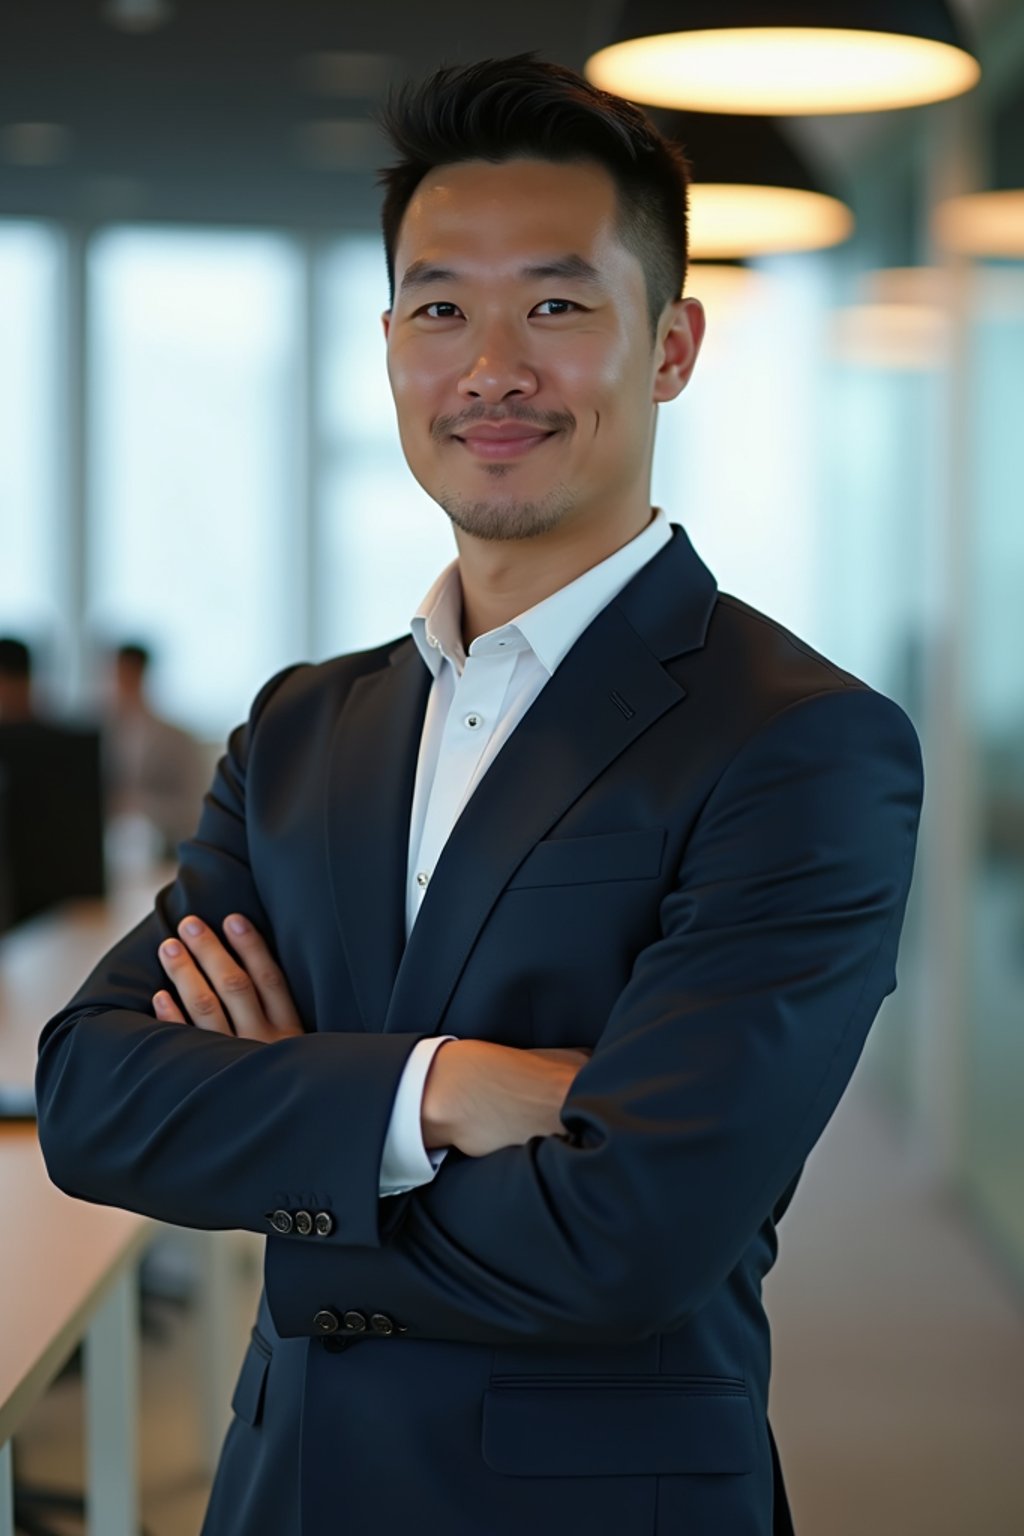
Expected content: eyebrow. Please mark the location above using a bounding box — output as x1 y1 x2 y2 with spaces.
398 253 606 294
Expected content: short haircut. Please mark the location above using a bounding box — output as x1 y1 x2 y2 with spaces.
116 642 151 671
377 53 691 338
0 637 31 679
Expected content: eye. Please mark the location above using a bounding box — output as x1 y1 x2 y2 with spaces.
533 299 581 316
417 301 463 320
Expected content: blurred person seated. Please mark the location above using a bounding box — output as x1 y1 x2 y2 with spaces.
103 641 207 863
0 635 35 722
0 637 105 932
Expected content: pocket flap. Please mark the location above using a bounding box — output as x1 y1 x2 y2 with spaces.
231 1333 271 1427
481 1383 754 1478
507 829 666 890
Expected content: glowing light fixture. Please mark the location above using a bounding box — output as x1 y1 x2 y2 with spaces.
832 268 950 370
933 191 1024 258
586 2 980 115
665 111 853 259
684 260 775 329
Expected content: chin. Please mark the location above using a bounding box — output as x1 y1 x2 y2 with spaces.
438 485 577 543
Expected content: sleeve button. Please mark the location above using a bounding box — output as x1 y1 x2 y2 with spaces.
270 1209 294 1235
370 1313 395 1336
294 1210 313 1236
313 1309 339 1335
342 1310 367 1333
314 1211 334 1237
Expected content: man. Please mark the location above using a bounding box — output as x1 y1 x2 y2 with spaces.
0 637 34 722
36 55 924 1536
102 640 208 858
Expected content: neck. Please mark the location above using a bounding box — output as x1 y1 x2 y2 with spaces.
456 505 656 647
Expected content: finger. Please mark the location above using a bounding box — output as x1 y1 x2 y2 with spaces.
158 936 234 1036
176 916 271 1040
152 990 188 1025
222 914 303 1035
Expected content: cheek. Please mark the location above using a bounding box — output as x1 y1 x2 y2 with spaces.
554 334 649 425
387 343 448 425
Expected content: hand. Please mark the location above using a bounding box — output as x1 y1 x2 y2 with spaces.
153 913 304 1042
421 1040 592 1158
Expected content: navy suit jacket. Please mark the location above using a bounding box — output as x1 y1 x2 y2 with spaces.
36 525 924 1536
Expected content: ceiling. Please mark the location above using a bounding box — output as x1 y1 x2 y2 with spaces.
0 0 1005 228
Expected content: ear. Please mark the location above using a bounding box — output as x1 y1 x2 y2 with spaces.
381 310 391 341
652 297 705 404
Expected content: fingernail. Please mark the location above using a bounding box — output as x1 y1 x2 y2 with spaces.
162 940 182 957
182 919 202 937
226 915 249 936
153 991 168 1009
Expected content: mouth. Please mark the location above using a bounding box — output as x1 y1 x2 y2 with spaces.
452 428 558 461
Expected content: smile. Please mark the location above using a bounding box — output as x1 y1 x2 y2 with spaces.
453 430 557 460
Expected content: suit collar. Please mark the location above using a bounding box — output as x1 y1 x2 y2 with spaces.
382 524 719 1036
327 524 718 1035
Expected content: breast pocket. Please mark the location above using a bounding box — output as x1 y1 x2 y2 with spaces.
481 1374 755 1478
506 829 667 891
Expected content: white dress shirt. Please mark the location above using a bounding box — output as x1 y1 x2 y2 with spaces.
377 508 674 1195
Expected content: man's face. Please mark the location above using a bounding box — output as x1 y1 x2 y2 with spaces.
384 156 695 546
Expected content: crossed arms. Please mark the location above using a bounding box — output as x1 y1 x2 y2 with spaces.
150 909 591 1158
35 670 924 1348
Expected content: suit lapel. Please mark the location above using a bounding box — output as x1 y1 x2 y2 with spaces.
325 643 430 1032
383 526 719 1036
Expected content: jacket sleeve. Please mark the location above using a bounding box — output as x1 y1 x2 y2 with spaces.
35 664 431 1249
264 686 925 1346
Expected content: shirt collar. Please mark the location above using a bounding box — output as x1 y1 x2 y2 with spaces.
410 508 673 678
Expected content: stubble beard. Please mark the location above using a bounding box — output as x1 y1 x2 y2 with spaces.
438 471 578 543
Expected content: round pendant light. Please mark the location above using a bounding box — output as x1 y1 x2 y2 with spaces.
585 2 980 115
832 268 950 370
684 260 776 327
933 191 1024 258
662 111 854 258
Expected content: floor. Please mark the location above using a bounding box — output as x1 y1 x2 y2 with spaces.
12 1067 1024 1535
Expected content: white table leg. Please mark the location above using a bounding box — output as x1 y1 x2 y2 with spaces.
84 1265 138 1536
0 1439 13 1536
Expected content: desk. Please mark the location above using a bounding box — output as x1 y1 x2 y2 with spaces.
0 1129 151 1536
0 872 165 1089
0 869 249 1534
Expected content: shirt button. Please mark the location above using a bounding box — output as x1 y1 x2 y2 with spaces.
416 871 429 889
464 713 482 729
427 634 439 648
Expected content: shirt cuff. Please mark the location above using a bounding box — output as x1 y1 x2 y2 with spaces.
378 1035 458 1197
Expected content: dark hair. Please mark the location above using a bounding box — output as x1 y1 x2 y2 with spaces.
0 637 31 679
377 53 691 338
116 642 151 670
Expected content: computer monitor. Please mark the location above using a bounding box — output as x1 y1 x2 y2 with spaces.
0 721 106 934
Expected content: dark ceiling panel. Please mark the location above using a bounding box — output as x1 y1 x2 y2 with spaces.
0 0 616 222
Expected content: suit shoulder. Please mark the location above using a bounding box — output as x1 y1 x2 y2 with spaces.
251 637 413 713
714 592 864 693
703 592 921 766
221 639 417 761
673 590 919 767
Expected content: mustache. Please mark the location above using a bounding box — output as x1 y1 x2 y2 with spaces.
433 405 576 441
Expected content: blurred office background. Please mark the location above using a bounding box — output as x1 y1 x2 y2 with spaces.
1 1 1022 1532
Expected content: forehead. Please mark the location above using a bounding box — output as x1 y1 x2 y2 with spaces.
393 156 634 283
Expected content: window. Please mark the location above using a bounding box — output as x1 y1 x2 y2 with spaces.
87 228 303 737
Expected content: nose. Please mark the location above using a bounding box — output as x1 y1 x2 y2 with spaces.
457 322 538 404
